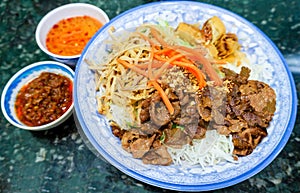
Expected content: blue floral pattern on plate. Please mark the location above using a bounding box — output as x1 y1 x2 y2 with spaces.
74 1 297 191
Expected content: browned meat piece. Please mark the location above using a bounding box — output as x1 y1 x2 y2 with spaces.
193 125 207 139
215 118 246 136
174 116 194 125
180 94 191 106
167 88 180 101
121 130 157 158
174 100 199 125
239 80 258 95
232 134 253 155
232 127 267 156
196 84 227 125
240 127 267 148
220 67 276 156
114 65 276 165
171 101 181 119
196 88 212 121
164 127 192 148
139 89 179 134
184 124 198 139
215 125 231 136
111 124 125 139
139 122 161 135
230 100 249 116
152 139 163 149
198 106 212 122
174 92 200 125
222 66 250 84
140 97 151 123
130 134 156 158
212 109 226 125
150 99 170 127
141 87 180 128
241 80 276 120
185 103 198 116
242 112 266 128
121 130 140 152
228 120 247 133
142 145 173 166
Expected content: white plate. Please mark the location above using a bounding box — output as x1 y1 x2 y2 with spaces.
74 1 297 191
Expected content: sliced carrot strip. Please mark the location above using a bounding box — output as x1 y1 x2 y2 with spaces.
117 58 149 77
171 46 222 86
148 80 174 115
153 53 184 80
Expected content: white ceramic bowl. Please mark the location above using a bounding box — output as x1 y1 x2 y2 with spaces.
1 61 75 131
35 3 110 66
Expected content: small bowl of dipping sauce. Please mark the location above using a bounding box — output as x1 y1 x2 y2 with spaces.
1 61 74 131
35 3 110 66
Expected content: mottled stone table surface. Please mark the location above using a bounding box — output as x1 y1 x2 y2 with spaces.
0 0 299 192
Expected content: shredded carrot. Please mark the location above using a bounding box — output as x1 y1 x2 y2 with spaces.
138 29 218 86
153 54 168 61
148 80 174 115
117 58 149 77
154 48 175 55
119 28 223 115
46 16 103 56
172 61 206 88
171 46 223 86
152 48 207 88
153 53 184 80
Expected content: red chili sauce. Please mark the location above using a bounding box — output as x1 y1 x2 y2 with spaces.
15 72 73 126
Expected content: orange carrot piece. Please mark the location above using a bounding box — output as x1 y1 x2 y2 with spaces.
117 58 149 77
148 80 174 115
172 61 206 88
153 54 168 62
153 53 184 80
154 48 175 55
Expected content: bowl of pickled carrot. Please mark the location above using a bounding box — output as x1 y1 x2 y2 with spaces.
35 3 110 66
